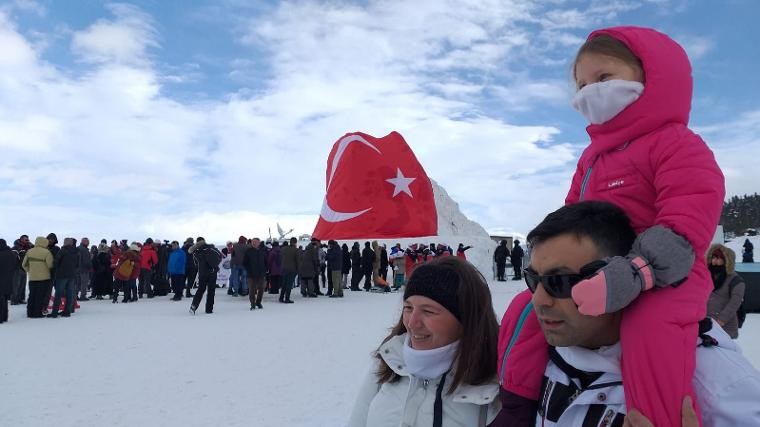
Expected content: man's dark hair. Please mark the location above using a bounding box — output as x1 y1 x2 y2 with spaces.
527 201 637 257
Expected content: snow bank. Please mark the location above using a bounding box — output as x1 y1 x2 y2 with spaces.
337 179 499 279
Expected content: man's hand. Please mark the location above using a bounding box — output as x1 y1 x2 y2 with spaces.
623 396 699 427
713 317 727 327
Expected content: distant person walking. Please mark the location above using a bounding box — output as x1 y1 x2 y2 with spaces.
189 238 222 315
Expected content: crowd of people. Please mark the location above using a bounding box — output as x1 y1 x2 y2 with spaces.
0 232 479 321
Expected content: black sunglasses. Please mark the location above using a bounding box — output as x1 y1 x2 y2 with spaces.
523 260 607 298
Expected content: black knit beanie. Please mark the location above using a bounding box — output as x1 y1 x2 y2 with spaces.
403 263 460 321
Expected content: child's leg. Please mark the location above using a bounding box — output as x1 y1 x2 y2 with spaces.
499 289 549 400
620 265 711 427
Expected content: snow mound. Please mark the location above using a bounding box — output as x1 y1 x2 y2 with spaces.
346 179 497 278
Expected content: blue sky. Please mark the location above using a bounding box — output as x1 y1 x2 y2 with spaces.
1 0 758 242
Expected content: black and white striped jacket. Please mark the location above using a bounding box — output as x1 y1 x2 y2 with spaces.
534 320 760 427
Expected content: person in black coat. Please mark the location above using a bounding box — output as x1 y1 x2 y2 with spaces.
493 240 510 281
49 238 79 317
743 238 754 263
10 236 31 305
182 238 197 297
189 240 222 314
510 239 524 280
0 239 19 323
341 243 351 290
361 242 375 291
93 244 113 298
350 242 362 291
326 240 343 297
379 245 389 281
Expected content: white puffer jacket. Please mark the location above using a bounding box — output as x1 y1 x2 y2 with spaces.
347 334 501 427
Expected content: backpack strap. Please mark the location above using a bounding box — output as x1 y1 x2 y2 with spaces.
499 301 534 386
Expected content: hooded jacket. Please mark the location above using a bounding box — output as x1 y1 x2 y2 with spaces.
22 237 54 281
706 244 745 338
139 244 158 271
115 250 142 281
231 241 248 266
168 248 186 276
565 26 724 271
348 334 501 427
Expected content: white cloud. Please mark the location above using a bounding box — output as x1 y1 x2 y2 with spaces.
673 33 714 60
695 110 760 199
71 3 158 65
7 1 688 243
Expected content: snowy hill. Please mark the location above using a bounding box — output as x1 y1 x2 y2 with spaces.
340 179 498 278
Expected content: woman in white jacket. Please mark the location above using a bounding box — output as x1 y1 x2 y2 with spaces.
348 257 501 427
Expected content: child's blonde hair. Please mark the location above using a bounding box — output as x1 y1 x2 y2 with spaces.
573 34 644 83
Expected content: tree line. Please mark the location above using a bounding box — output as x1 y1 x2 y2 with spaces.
721 193 760 235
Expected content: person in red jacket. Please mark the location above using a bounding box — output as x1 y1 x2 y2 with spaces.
138 238 158 298
497 27 725 426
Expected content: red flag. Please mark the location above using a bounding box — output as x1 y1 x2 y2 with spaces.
312 131 437 240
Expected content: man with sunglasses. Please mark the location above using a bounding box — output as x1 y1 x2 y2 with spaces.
491 201 760 426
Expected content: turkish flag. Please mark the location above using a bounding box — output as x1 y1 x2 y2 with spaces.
312 131 438 240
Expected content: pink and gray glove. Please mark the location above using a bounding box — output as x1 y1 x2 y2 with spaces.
571 225 695 316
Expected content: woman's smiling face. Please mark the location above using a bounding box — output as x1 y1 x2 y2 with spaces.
402 295 461 350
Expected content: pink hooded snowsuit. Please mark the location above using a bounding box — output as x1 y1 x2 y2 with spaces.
497 26 725 426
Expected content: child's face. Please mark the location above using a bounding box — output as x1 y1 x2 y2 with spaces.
574 52 644 91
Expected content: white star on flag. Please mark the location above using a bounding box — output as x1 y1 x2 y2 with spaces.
385 168 416 198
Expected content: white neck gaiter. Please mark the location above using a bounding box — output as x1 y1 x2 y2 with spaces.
571 79 644 125
403 335 459 380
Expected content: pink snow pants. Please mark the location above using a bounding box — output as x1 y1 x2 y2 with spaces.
502 262 711 426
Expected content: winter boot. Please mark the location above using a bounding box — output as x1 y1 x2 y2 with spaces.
190 305 198 315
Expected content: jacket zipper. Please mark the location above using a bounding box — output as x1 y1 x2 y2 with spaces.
579 155 600 201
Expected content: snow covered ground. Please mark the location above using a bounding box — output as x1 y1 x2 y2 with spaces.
1 280 758 427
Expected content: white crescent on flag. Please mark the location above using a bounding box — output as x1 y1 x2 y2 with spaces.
319 135 381 223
